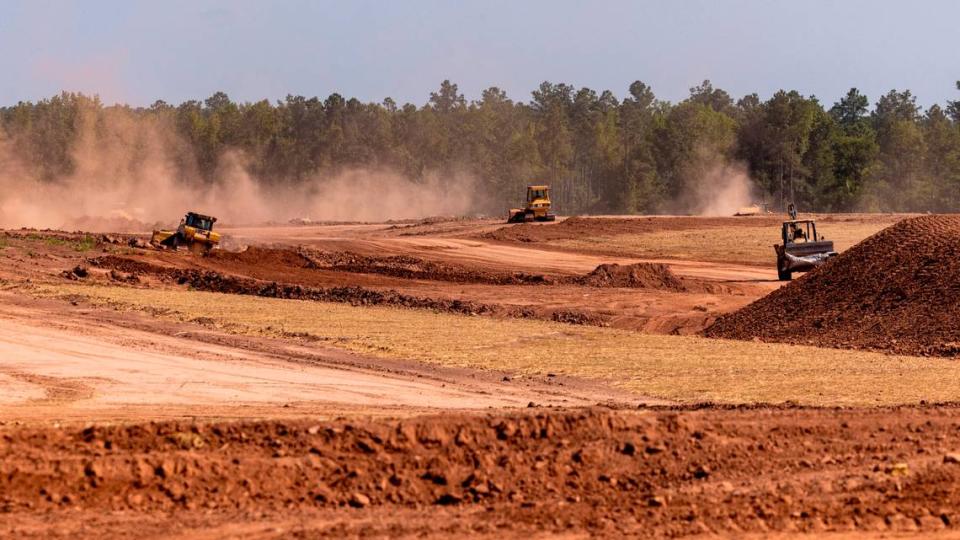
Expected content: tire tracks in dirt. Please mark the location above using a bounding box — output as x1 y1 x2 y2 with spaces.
0 369 97 404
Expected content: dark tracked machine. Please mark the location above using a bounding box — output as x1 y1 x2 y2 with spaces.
774 204 837 280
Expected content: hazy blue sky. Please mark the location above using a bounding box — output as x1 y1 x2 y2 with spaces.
1 0 958 109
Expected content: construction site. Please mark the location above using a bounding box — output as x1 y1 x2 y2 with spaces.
6 205 960 537
7 1 960 537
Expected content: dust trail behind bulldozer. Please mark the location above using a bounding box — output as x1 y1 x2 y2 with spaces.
0 111 475 230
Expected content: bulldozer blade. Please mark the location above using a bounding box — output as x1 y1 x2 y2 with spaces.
507 209 527 224
150 230 176 248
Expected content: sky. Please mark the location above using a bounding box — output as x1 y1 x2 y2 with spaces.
1 0 958 109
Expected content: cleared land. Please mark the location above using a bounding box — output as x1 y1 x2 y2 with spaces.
482 214 906 266
31 282 960 407
1 212 957 538
549 220 896 265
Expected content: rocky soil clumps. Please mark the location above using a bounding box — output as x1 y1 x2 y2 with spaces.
7 407 960 536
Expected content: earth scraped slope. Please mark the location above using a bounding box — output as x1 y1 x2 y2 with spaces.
705 215 960 356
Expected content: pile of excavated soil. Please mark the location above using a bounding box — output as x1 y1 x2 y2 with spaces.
8 407 960 537
705 215 960 356
578 263 686 291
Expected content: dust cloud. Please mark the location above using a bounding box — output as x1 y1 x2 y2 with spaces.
668 148 758 216
215 152 475 225
690 161 757 216
0 111 475 231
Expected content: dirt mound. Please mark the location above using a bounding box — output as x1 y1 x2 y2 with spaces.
705 215 960 356
578 263 686 291
8 406 960 536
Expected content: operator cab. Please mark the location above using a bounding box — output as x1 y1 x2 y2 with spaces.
527 186 549 202
774 204 836 281
184 212 216 232
782 220 822 244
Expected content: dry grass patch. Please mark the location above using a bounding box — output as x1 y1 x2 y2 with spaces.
551 222 895 265
33 283 960 407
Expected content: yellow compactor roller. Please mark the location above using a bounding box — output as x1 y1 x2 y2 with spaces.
150 212 221 254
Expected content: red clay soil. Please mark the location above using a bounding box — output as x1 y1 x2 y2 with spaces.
208 245 319 269
7 406 960 537
302 249 554 285
704 215 960 356
87 255 606 326
210 246 553 285
213 246 693 291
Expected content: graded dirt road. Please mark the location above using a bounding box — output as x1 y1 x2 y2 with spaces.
224 222 779 282
0 292 627 423
327 236 778 282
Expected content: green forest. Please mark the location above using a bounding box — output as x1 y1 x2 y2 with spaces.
2 79 960 215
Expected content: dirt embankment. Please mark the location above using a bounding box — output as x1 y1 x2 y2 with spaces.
704 215 960 356
212 246 695 291
297 248 554 285
7 407 960 537
74 242 743 333
88 255 606 326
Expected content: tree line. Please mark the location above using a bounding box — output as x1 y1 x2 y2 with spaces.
2 79 960 215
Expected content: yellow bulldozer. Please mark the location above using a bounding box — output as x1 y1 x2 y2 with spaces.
150 211 221 254
507 185 556 223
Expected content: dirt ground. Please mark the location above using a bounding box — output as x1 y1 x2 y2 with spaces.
9 406 960 538
0 293 627 423
2 213 955 538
